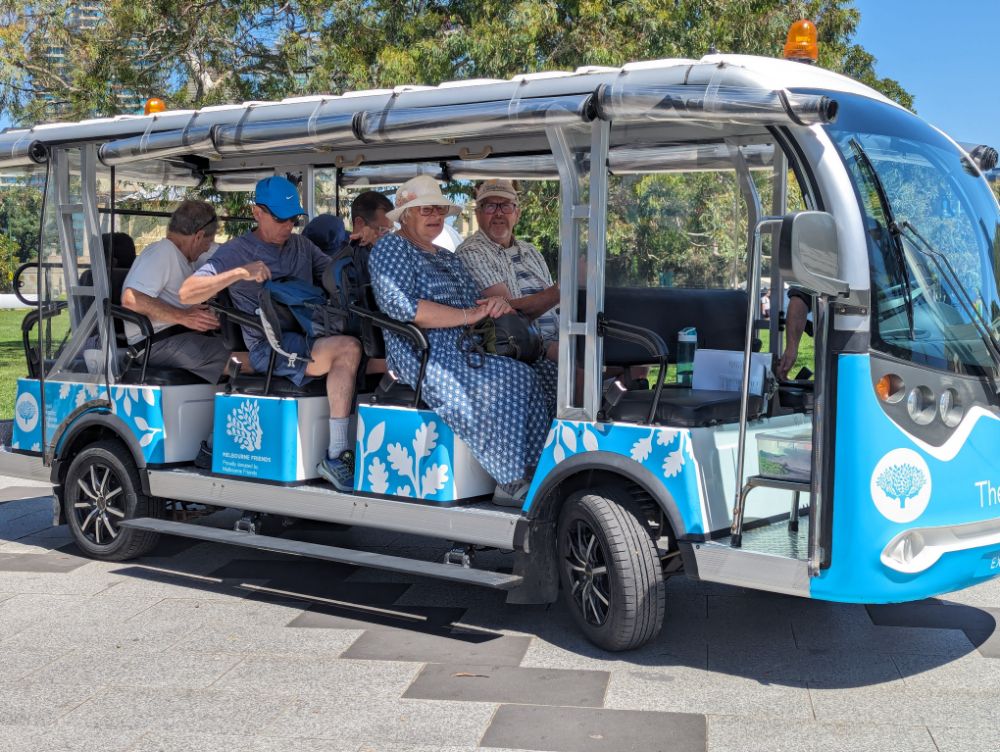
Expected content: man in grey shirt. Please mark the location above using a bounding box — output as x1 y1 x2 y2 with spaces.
180 176 362 491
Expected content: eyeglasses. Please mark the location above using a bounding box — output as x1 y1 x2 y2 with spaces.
415 205 450 217
479 201 517 215
257 204 303 227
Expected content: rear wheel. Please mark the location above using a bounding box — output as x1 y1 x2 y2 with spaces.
63 439 159 561
557 487 665 651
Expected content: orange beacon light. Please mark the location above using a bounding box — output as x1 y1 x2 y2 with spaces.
783 19 818 64
144 97 167 116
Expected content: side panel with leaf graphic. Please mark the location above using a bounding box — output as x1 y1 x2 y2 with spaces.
13 379 165 462
528 419 706 533
355 405 490 502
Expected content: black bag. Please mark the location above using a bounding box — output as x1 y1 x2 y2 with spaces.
465 312 543 365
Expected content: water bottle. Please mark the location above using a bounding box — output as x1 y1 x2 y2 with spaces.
676 327 697 386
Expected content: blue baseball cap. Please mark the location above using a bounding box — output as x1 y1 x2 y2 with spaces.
255 176 306 221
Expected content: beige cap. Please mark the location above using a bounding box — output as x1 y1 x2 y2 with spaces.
475 179 519 205
387 175 463 223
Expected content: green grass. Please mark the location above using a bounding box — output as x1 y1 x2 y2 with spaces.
0 308 71 420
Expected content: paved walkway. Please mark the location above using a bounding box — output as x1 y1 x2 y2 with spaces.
0 475 998 752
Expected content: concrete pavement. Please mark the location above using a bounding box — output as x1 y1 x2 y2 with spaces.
0 474 998 751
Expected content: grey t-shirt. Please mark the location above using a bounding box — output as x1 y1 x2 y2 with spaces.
192 231 330 354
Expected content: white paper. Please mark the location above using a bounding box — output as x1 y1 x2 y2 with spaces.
692 349 771 394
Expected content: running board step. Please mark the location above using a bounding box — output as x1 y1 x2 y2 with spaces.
121 518 524 590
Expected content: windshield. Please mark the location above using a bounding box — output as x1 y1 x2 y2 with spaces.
825 92 1000 376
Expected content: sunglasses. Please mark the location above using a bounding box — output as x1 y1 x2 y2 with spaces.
257 204 304 227
195 214 218 234
416 205 450 217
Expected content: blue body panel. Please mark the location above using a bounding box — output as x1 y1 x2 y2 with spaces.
12 378 166 462
813 354 1000 602
523 419 706 534
212 394 300 481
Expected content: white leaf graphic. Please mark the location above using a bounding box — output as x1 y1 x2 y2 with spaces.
357 412 366 443
85 384 99 399
366 421 386 456
656 428 680 447
662 448 685 478
560 425 577 453
396 484 412 498
134 416 149 432
413 421 439 459
75 389 87 408
113 385 126 400
387 442 412 477
58 383 70 400
553 444 566 464
226 400 263 452
123 397 132 416
141 388 156 406
630 436 652 462
368 457 389 494
544 426 556 448
420 463 450 498
582 427 599 452
139 432 155 447
127 387 139 403
30 442 40 452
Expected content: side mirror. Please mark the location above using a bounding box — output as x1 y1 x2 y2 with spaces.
12 262 38 306
778 211 849 298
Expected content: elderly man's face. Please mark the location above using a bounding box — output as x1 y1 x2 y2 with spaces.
253 204 297 246
476 197 520 248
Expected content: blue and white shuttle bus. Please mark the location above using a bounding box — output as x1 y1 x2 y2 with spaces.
1 45 999 651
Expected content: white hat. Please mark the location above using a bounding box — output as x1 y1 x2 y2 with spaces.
387 175 462 223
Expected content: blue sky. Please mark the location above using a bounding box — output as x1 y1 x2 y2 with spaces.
853 0 1000 148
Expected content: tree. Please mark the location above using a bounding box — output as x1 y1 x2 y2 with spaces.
0 1 911 124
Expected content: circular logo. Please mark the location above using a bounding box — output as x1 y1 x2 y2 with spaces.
14 392 39 433
870 448 932 524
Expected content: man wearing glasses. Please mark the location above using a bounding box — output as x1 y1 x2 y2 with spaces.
180 176 363 491
121 199 236 382
456 180 560 361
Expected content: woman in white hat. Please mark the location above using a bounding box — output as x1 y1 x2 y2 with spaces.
369 175 554 505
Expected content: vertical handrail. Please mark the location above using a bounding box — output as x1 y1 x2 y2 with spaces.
546 125 585 421
583 119 609 421
730 216 782 547
807 295 829 575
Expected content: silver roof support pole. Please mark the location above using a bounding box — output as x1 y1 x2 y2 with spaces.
301 165 316 219
546 125 586 421
51 149 83 329
81 144 115 380
583 119 609 420
769 147 787 363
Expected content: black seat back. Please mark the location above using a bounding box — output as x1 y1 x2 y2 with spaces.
215 288 249 352
589 287 749 366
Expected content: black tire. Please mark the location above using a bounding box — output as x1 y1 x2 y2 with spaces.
557 487 665 651
62 439 159 561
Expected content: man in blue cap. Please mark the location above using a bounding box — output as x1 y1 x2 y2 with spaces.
180 176 362 491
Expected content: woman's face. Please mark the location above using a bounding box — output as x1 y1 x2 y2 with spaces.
401 205 448 246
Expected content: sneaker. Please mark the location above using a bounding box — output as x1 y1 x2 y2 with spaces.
194 440 212 470
317 450 355 492
493 479 529 508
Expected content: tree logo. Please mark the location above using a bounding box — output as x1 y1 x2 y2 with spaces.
225 400 263 453
870 448 931 524
14 392 38 433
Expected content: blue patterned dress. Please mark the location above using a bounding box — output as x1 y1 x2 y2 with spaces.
369 233 557 484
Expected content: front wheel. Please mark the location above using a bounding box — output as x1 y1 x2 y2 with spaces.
557 488 665 651
63 439 159 561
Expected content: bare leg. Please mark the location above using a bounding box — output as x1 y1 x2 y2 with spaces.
305 335 362 418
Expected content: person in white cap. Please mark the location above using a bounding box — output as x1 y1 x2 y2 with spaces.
456 179 559 361
369 175 556 506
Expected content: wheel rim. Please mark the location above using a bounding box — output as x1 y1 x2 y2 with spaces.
72 462 126 545
563 518 611 627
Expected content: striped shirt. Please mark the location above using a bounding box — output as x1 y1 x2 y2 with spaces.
455 230 559 344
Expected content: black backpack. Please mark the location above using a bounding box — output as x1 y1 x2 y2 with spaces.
322 240 383 357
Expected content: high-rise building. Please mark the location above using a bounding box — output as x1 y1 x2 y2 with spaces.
41 2 145 116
